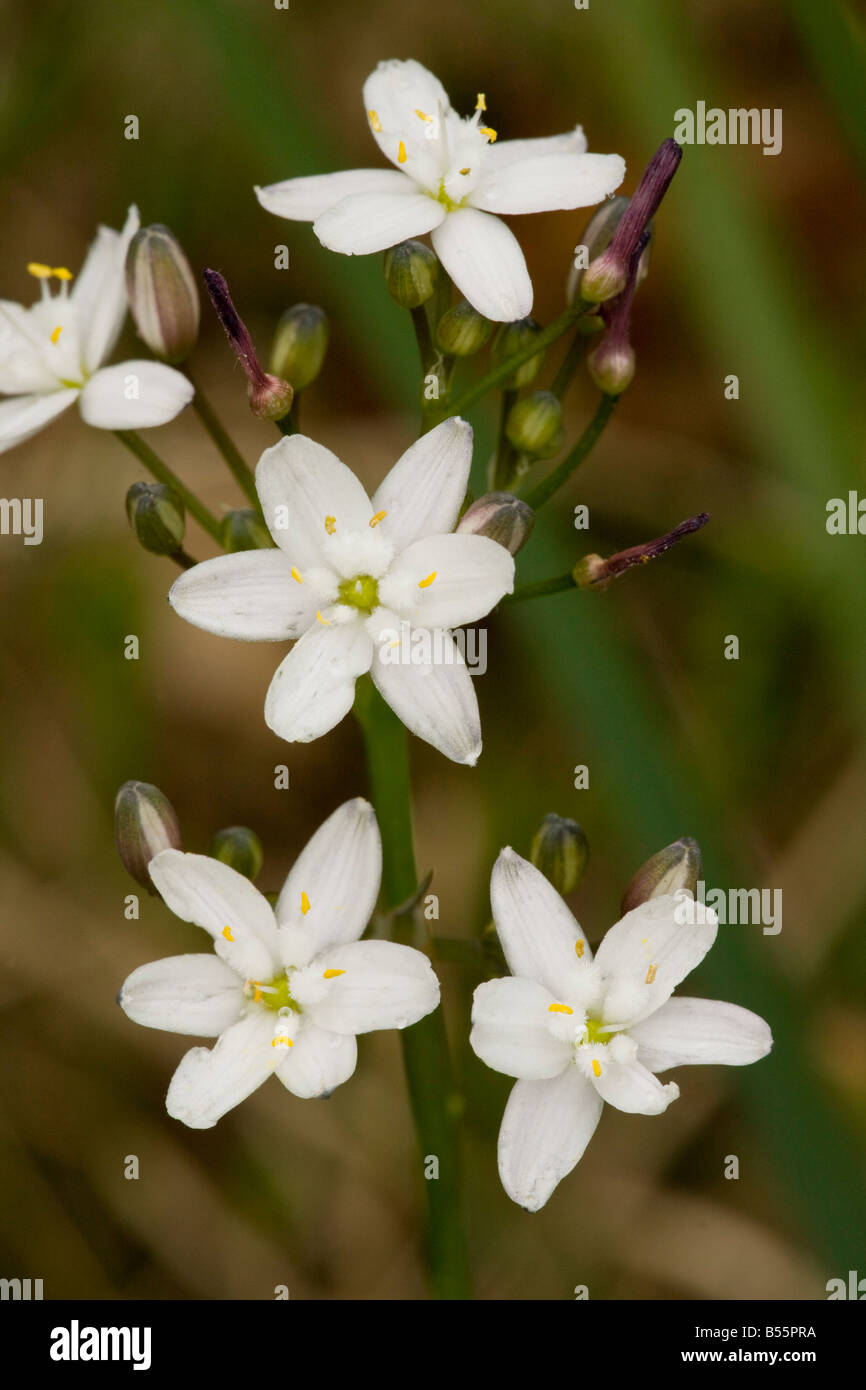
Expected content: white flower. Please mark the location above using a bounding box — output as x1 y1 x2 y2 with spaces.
0 206 193 454
119 799 439 1127
471 848 773 1211
255 59 625 322
168 417 514 764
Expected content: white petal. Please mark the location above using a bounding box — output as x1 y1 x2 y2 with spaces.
314 190 445 256
497 1069 603 1211
484 128 588 167
471 977 571 1080
379 532 514 628
165 1011 276 1129
301 939 440 1034
432 208 532 322
73 204 139 372
490 848 591 996
168 549 329 642
255 168 410 220
0 389 78 454
590 1056 679 1115
472 152 626 215
276 1026 357 1098
372 416 473 550
119 953 244 1036
78 361 193 429
256 433 373 566
371 632 481 764
596 895 718 1028
276 798 381 955
264 619 373 744
148 849 280 981
0 302 60 393
362 59 452 171
630 996 774 1072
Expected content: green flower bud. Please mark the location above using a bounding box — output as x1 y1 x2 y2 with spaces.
222 508 275 552
456 491 534 556
621 837 702 915
115 780 182 893
504 391 563 455
248 373 294 421
435 298 493 356
125 482 185 556
209 825 264 882
125 224 200 363
270 304 329 391
383 240 439 308
491 318 545 388
530 814 589 895
586 338 635 396
572 553 610 591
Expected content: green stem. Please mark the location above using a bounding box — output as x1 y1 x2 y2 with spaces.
505 572 577 603
551 328 588 400
171 548 198 571
353 677 472 1300
275 412 295 436
428 298 590 428
490 389 518 490
189 377 259 507
521 393 618 511
114 430 222 542
411 305 445 431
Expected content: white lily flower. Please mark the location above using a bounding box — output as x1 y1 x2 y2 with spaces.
471 848 773 1211
255 59 625 322
168 417 514 764
0 206 193 454
119 798 440 1127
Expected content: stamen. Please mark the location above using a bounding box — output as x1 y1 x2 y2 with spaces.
27 263 53 279
323 969 345 979
479 126 498 143
369 510 387 527
290 566 302 583
300 891 311 915
575 939 585 958
368 109 382 132
397 140 407 163
50 326 62 344
222 925 234 942
592 1058 602 1077
548 1003 573 1015
645 963 657 984
52 267 73 281
415 109 432 122
271 1035 294 1048
459 167 471 175
315 610 331 625
252 984 264 1004
475 93 487 112
324 515 336 534
418 571 436 588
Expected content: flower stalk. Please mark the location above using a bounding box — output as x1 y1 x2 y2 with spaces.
520 393 618 511
114 429 222 542
187 375 259 506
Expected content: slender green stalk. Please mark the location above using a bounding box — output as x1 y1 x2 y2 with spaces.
491 389 518 490
521 394 618 511
428 298 590 428
411 305 445 431
353 677 472 1300
505 572 577 603
188 377 259 506
171 549 198 571
114 430 222 542
275 413 295 436
551 328 589 400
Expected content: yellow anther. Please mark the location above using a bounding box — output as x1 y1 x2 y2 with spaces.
323 969 345 979
548 1003 573 1015
476 93 487 112
52 267 73 281
27 262 53 279
50 326 62 344
369 510 387 527
645 963 657 984
415 109 432 122
271 1036 294 1048
592 1058 602 1078
641 938 647 944
290 566 302 583
418 571 436 588
253 985 264 1004
222 925 234 942
368 109 382 132
315 610 331 625
575 939 585 958
459 167 471 175
300 892 311 915
479 126 498 142
397 140 407 163
324 515 336 534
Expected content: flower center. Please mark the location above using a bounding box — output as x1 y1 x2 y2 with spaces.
582 1016 613 1046
246 972 301 1012
433 179 462 212
338 573 379 613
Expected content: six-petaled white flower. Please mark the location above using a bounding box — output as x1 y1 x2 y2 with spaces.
255 58 626 322
168 417 514 764
471 848 773 1211
0 205 193 454
119 799 439 1127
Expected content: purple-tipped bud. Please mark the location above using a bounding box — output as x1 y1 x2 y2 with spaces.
573 513 710 591
621 837 702 915
115 781 182 893
457 491 534 555
581 139 681 305
204 269 294 421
